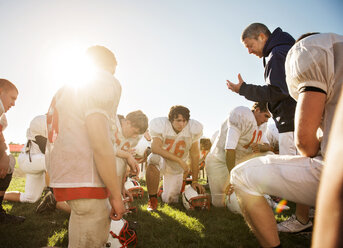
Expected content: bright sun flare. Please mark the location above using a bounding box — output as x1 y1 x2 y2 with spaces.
50 44 96 89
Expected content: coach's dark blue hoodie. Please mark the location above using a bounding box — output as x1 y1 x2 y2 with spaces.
239 27 296 133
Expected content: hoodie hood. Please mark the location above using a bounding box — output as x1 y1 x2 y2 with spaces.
263 27 295 57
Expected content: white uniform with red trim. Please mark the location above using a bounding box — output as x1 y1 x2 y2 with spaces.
148 117 203 203
113 115 142 180
15 115 47 203
205 106 271 207
46 69 122 188
231 33 343 207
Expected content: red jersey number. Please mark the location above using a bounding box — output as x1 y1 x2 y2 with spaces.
165 139 186 158
243 130 262 149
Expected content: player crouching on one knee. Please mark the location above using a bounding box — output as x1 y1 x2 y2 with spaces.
112 110 148 202
145 105 205 211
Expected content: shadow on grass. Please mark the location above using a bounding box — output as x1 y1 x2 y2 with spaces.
0 201 69 248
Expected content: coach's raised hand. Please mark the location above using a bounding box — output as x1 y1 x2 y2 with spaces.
226 73 244 93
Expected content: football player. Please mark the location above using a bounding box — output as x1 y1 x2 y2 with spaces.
113 110 148 194
146 105 204 211
230 33 343 247
205 102 272 207
0 79 25 224
5 115 48 204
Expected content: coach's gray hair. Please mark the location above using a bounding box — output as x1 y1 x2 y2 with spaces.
241 23 271 41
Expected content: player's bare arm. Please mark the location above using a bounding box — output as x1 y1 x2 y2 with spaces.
116 149 139 176
151 137 189 172
295 91 326 157
226 73 244 93
86 112 125 220
189 141 205 194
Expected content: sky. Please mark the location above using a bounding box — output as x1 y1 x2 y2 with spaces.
0 0 342 144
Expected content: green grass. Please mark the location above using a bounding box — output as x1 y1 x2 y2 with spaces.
0 177 312 248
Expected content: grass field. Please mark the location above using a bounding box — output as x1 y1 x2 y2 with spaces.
0 174 312 248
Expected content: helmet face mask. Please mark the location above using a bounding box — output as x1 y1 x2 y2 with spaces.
182 185 210 210
124 178 144 199
106 219 137 248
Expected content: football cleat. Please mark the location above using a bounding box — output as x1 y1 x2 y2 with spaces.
106 219 137 247
225 192 242 215
124 177 144 199
147 197 158 212
182 185 210 210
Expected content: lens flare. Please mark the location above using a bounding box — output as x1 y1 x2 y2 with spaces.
274 199 288 214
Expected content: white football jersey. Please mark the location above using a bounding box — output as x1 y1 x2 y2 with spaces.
46 69 122 188
26 115 47 155
209 106 268 163
266 121 279 151
286 33 343 157
113 115 141 152
149 117 203 173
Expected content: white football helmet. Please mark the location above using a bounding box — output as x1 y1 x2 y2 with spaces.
182 185 210 210
106 219 137 248
225 192 242 215
124 177 144 199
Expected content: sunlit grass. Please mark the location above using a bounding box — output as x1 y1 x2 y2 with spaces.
7 176 26 192
159 204 204 236
0 175 311 247
48 228 68 246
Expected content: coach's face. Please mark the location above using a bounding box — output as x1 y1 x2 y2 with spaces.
0 88 18 113
171 114 188 134
243 33 267 58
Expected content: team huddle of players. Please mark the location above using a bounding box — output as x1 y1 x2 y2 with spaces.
2 25 342 248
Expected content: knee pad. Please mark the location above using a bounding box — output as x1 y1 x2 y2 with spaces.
147 154 161 169
0 173 12 191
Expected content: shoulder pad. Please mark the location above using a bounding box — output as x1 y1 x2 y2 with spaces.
26 115 47 141
149 117 168 137
189 119 203 142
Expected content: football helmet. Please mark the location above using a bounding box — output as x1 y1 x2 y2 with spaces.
106 219 137 248
225 192 242 215
124 177 144 199
182 185 210 210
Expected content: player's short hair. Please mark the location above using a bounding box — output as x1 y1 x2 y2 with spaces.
126 110 148 134
296 32 320 43
168 105 190 122
200 138 212 151
252 102 268 113
86 45 117 73
0 79 18 93
241 23 271 41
